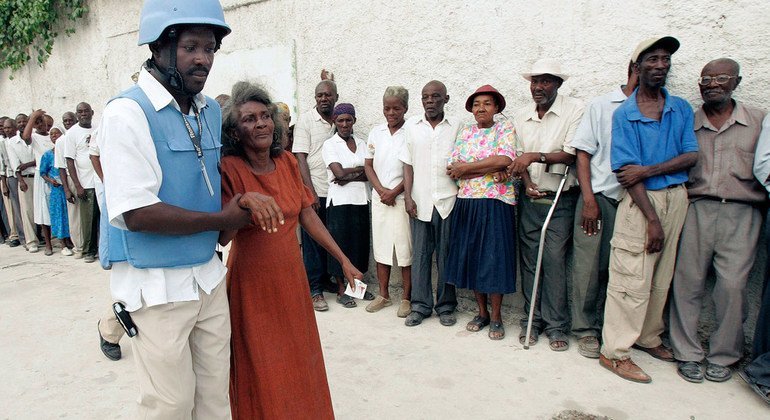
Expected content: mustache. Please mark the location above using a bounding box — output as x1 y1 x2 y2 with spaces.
187 66 210 76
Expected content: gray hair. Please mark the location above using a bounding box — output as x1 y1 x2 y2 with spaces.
221 81 284 158
383 85 409 108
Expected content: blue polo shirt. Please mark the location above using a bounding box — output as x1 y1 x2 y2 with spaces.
611 88 698 191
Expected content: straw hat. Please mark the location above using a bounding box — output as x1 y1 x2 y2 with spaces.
521 58 569 82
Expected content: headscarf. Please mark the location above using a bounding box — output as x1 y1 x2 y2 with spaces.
332 103 355 118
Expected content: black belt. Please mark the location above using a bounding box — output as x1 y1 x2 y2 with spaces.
694 196 758 206
19 174 34 178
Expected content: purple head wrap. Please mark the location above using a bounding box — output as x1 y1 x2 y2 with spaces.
332 103 356 118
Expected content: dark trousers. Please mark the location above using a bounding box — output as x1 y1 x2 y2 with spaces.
745 209 770 387
0 195 8 239
7 176 24 243
410 207 457 316
301 197 329 296
518 190 577 334
81 188 100 257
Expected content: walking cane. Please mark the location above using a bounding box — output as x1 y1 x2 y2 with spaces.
523 163 570 350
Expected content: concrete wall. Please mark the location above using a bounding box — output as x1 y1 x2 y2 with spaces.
1 0 768 349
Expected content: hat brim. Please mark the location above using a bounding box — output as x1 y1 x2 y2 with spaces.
521 73 569 82
637 36 680 61
465 91 506 113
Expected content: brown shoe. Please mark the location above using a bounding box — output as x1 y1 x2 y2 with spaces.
312 294 329 312
600 354 652 383
632 344 675 362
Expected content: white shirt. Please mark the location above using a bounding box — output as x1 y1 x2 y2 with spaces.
29 132 54 175
398 114 459 222
366 123 406 191
6 134 36 177
570 87 627 200
54 137 68 170
0 136 13 177
291 107 334 197
322 133 370 207
63 124 97 188
100 67 226 312
753 114 770 195
513 94 584 192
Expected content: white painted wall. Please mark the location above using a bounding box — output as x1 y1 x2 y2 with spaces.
1 0 768 132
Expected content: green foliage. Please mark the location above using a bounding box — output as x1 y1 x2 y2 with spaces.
0 0 89 76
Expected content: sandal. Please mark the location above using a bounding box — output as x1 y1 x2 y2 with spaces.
363 290 375 301
466 315 490 332
547 331 570 352
336 294 357 308
519 326 540 346
488 321 505 340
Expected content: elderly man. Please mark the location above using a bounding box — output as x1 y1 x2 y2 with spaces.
668 59 767 383
399 80 459 327
64 102 99 263
600 36 698 383
0 116 14 244
5 118 38 252
100 1 253 417
509 59 584 351
292 80 338 311
570 61 638 359
62 112 76 131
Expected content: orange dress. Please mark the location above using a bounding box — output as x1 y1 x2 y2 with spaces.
221 152 335 420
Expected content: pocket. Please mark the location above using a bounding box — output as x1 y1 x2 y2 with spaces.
608 236 648 297
729 149 756 181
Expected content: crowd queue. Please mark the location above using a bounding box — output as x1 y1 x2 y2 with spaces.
2 0 770 418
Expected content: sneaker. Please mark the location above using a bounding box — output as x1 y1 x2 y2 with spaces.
600 354 652 383
312 294 329 312
396 300 411 318
28 245 39 253
577 336 601 359
705 362 732 382
84 254 96 263
61 248 74 256
365 295 392 313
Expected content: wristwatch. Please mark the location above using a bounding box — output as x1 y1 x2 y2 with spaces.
539 152 546 163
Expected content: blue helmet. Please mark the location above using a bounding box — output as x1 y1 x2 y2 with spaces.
137 0 231 46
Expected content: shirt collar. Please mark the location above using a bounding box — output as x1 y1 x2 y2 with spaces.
10 134 23 144
695 100 749 131
416 114 454 127
624 87 673 122
525 94 565 121
137 68 208 114
610 86 628 103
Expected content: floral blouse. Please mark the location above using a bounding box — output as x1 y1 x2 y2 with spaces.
449 119 518 205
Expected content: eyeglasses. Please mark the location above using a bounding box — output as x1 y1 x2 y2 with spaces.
698 74 738 86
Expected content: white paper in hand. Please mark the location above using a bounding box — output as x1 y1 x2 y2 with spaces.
344 279 367 299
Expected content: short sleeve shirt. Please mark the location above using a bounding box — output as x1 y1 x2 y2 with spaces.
63 124 97 188
366 123 406 190
449 120 517 204
322 133 369 207
291 107 334 197
6 134 35 176
611 88 699 191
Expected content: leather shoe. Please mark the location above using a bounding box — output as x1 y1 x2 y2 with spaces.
8 239 20 247
98 321 122 361
577 336 601 359
405 312 427 327
677 361 704 383
439 312 456 326
600 354 652 383
632 344 674 362
705 362 732 382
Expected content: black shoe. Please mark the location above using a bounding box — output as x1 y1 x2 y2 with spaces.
98 322 122 361
677 361 704 383
705 362 732 382
8 239 20 247
405 312 427 327
439 312 457 326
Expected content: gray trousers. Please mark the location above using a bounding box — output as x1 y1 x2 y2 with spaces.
6 176 24 243
518 190 577 334
570 193 618 338
669 199 762 366
410 207 457 316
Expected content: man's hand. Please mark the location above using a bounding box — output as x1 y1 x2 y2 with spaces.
524 181 547 199
581 198 602 236
646 219 664 254
379 188 398 206
237 191 285 233
311 190 320 212
76 185 86 199
404 195 417 218
616 165 650 188
65 187 75 203
19 179 28 192
446 162 467 180
507 153 535 177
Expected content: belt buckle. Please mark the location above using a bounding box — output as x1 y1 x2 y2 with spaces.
720 198 728 203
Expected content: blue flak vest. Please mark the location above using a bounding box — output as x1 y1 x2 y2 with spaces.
100 85 222 269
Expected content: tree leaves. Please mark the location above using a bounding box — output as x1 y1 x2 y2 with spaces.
0 0 88 76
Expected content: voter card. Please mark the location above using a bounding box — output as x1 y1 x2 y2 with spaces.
344 279 367 299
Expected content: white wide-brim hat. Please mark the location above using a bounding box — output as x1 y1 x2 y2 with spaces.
521 58 569 82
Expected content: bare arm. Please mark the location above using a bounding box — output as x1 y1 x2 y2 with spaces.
508 150 575 176
616 152 698 188
447 155 512 180
66 158 85 199
299 206 362 287
403 164 417 218
294 152 320 210
90 155 103 182
123 196 251 235
21 109 45 143
59 168 74 203
575 150 600 236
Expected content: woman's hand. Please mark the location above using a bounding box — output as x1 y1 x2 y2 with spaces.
379 188 398 206
446 162 468 180
492 171 509 183
341 260 364 290
237 192 285 233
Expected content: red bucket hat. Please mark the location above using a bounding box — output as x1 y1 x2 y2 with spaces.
465 85 506 113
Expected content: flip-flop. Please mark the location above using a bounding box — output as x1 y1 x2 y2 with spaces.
466 315 490 332
519 326 540 345
336 294 357 308
739 370 770 405
547 331 570 352
488 321 505 340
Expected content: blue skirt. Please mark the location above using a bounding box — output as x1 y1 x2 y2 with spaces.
446 198 516 294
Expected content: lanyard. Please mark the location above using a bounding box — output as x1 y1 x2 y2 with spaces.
181 102 215 196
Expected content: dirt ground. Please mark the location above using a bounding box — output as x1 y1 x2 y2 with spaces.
1 244 768 419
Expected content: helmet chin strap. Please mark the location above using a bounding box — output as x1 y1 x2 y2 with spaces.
146 27 196 98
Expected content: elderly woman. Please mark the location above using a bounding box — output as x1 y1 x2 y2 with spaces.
446 85 518 340
363 87 413 316
219 81 362 419
322 103 372 308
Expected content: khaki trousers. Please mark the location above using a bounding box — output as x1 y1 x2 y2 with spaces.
66 177 83 253
130 281 231 420
98 307 125 344
669 199 761 366
601 185 688 360
2 186 18 241
17 178 36 248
